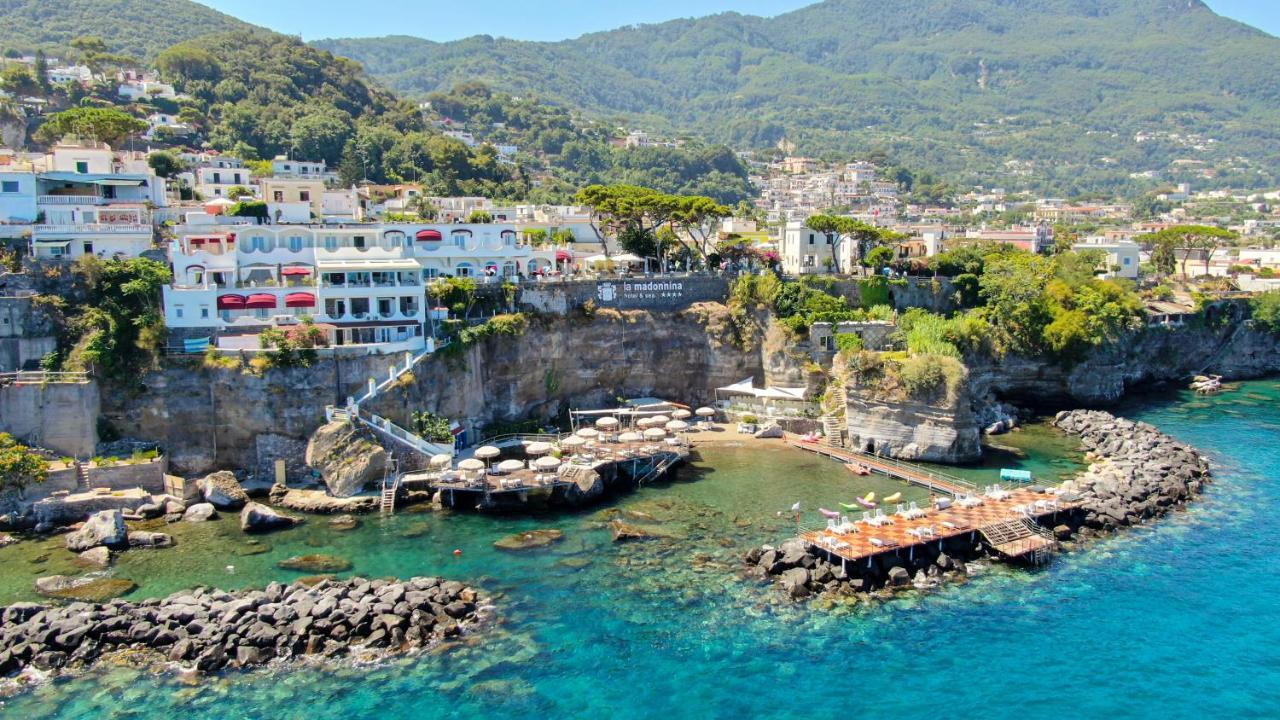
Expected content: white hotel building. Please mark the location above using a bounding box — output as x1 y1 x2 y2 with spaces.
162 223 558 353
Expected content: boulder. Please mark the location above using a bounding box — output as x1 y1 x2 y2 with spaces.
64 510 128 551
493 529 564 551
240 502 302 533
76 546 112 568
887 566 911 587
779 567 811 599
608 520 673 543
35 575 137 601
183 503 217 522
327 515 361 531
127 531 175 548
753 424 784 439
277 554 353 573
305 421 387 498
0 533 16 548
200 471 249 510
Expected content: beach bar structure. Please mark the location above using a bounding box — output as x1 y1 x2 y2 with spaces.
715 378 815 419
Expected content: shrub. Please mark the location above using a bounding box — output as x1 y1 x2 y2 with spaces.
834 333 863 354
1250 290 1280 333
742 415 759 424
0 433 49 493
898 354 966 404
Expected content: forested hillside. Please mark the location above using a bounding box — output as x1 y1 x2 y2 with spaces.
317 0 1280 195
0 0 255 60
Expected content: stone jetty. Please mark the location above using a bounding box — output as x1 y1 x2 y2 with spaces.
748 409 1211 600
1052 409 1210 531
0 576 492 679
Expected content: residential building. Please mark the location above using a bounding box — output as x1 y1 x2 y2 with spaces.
162 223 557 353
192 165 254 199
1073 239 1141 279
47 65 93 85
270 156 327 180
781 221 854 275
260 177 324 222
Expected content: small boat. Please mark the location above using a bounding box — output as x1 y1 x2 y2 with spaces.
844 462 871 476
883 492 902 504
818 507 841 519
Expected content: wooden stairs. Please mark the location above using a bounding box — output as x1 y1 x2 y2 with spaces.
979 518 1057 565
74 460 91 492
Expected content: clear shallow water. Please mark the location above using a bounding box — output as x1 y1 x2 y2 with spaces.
2 393 1278 719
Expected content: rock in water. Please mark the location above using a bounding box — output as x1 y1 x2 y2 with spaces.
35 574 137 601
327 514 361 531
493 529 564 550
608 520 673 543
64 510 128 551
127 530 175 548
277 554 352 572
240 502 302 533
305 421 387 497
183 503 217 522
76 546 112 568
199 470 249 510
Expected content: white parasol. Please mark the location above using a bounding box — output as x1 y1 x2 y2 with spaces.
618 431 642 443
534 456 562 470
429 453 453 468
595 416 620 429
672 409 692 419
457 458 485 471
575 427 599 439
665 420 689 431
525 441 553 456
496 459 525 473
643 428 667 440
473 446 501 460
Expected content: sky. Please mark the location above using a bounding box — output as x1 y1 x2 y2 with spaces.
194 0 1280 42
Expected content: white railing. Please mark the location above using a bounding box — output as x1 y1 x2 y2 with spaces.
34 223 152 234
38 195 106 205
363 412 454 457
0 370 90 384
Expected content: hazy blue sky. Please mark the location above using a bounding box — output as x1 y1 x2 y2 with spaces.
195 0 1279 42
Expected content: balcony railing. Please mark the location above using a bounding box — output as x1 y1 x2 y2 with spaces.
34 223 152 235
38 195 107 205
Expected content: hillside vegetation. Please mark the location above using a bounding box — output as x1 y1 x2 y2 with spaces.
0 0 255 60
317 0 1280 195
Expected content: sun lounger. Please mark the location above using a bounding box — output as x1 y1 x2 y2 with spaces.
868 537 898 548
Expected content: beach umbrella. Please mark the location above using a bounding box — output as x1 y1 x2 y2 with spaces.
575 427 599 439
560 435 586 447
643 428 666 440
650 415 671 425
636 417 655 429
618 431 642 443
672 409 692 419
457 458 485 472
496 459 525 473
429 453 453 468
525 441 553 456
474 446 501 460
595 416 620 429
665 420 689 432
695 407 716 417
534 456 562 470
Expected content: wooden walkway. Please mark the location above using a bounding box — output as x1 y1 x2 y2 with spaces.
799 487 1079 566
785 435 977 497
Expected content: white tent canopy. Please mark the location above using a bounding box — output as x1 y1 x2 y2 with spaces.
715 378 807 402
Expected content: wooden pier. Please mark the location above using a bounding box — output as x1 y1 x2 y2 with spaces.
784 435 977 497
799 487 1078 567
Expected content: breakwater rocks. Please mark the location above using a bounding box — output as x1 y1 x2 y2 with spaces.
0 576 493 681
1052 409 1210 531
746 537 983 600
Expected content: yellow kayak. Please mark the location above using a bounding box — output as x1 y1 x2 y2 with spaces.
883 492 902 504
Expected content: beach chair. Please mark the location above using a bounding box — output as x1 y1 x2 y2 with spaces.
895 503 907 516
827 518 838 530
861 511 872 524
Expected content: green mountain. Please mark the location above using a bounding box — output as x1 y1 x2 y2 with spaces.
316 0 1280 195
0 0 257 61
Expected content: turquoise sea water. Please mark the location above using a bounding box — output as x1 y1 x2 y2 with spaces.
2 384 1279 719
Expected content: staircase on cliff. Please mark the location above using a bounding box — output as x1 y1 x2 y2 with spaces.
821 384 849 449
322 342 456 461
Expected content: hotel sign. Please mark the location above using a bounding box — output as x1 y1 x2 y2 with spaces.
595 280 686 306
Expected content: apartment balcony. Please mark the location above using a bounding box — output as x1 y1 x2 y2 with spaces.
38 195 108 206
34 223 152 235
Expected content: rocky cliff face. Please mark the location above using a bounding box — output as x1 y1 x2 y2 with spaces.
106 304 763 476
844 393 981 463
368 304 764 430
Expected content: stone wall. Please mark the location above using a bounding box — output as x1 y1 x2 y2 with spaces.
0 294 57 372
0 380 99 457
517 276 729 315
829 277 957 313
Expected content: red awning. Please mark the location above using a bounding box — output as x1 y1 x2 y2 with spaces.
216 294 246 309
285 292 315 308
555 250 572 261
244 293 277 309
416 229 442 242
280 266 312 276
